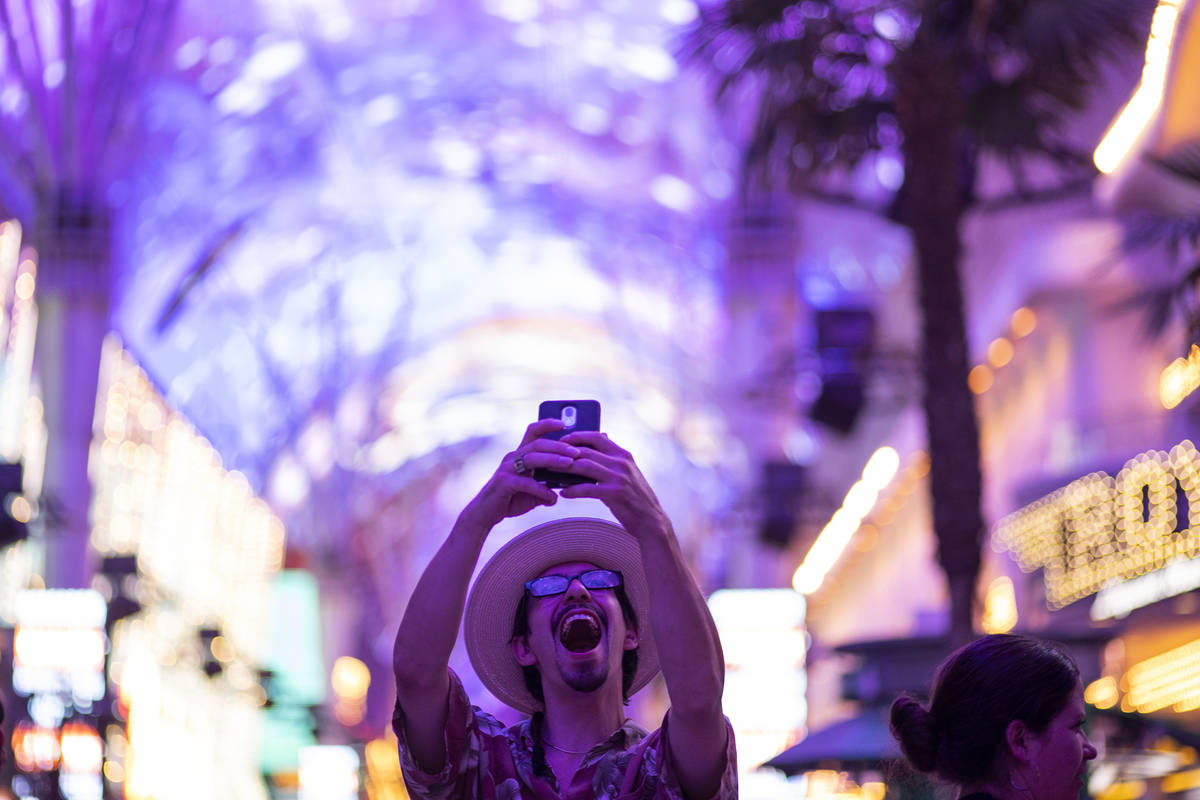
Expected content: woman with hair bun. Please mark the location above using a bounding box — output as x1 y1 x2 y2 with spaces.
889 634 1098 800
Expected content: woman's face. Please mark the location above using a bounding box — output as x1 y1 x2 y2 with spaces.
1021 685 1098 800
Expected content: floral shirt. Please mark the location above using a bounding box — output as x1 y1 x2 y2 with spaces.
393 669 738 800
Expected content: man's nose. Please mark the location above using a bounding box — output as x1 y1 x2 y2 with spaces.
564 578 592 601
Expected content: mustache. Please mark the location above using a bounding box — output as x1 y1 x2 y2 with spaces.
552 601 608 630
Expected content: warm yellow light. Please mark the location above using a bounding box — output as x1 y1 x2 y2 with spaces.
911 450 930 478
210 635 234 663
793 446 902 594
987 338 1014 368
9 495 31 523
334 697 367 726
1125 637 1200 712
14 271 35 300
981 576 1018 633
1085 676 1120 709
12 723 61 772
1011 307 1037 338
1094 0 1183 173
331 656 372 701
805 771 842 796
1163 768 1200 793
968 365 994 394
365 736 408 800
1097 781 1148 800
104 759 125 783
799 771 884 800
861 783 886 800
861 446 900 489
1161 345 1200 409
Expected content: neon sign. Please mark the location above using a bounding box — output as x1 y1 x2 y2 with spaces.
994 440 1200 609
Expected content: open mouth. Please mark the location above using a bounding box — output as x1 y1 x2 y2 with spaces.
558 609 603 653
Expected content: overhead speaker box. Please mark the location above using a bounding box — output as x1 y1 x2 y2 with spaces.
809 374 866 434
810 308 875 434
759 461 808 547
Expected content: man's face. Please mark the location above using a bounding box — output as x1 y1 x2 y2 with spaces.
512 561 638 697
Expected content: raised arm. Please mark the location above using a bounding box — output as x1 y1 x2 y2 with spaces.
561 433 728 800
392 419 579 772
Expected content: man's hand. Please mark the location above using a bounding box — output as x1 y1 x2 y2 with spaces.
459 419 583 531
554 432 673 541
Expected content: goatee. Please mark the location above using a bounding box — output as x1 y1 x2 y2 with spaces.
562 663 608 693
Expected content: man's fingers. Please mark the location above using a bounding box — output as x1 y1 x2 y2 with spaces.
559 482 601 500
506 474 559 505
518 418 565 446
513 451 578 472
560 431 625 455
557 456 610 482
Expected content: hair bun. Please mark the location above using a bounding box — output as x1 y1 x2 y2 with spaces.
889 694 939 773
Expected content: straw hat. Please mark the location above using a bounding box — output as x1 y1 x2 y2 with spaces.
463 517 660 714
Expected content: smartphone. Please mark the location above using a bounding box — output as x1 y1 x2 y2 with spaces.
534 400 601 488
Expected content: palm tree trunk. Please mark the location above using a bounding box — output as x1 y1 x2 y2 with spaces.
894 39 985 645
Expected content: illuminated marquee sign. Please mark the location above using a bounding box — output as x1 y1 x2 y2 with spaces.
994 440 1200 610
13 589 108 701
707 588 807 783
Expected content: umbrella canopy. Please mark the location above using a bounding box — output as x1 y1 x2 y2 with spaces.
764 711 901 775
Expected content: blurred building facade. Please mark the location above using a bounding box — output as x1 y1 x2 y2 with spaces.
774 4 1200 800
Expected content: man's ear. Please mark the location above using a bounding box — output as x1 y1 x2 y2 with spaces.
623 626 639 651
512 636 537 666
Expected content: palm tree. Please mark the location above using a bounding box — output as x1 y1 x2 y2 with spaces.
685 0 1153 641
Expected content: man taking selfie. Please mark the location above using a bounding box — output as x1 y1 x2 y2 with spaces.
392 417 736 800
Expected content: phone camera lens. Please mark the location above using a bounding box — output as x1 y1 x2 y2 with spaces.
561 406 578 427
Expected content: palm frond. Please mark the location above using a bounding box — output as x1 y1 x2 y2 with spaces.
1122 214 1200 255
1008 0 1154 77
1109 214 1200 341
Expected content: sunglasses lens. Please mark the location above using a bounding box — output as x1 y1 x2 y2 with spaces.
527 576 568 597
581 569 621 589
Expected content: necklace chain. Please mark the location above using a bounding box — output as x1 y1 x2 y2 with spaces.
542 719 627 757
542 739 593 756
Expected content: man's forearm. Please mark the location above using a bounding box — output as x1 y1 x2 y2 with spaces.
392 511 493 773
638 525 729 799
638 527 725 714
393 512 490 691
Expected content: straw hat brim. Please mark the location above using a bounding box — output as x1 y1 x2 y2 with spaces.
463 517 660 715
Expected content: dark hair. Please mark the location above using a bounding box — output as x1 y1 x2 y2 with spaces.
889 634 1080 785
511 583 640 705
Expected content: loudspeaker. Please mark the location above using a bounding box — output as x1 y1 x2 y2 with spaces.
809 374 866 434
816 308 876 353
809 309 875 434
759 462 807 547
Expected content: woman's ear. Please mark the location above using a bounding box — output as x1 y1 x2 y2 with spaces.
512 636 537 666
1005 719 1034 765
623 626 639 651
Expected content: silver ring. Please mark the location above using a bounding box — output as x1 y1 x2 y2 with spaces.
513 455 527 474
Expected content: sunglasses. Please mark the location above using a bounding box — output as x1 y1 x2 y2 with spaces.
524 568 623 598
